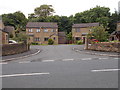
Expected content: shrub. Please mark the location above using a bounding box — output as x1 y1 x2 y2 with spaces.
48 39 54 45
77 40 83 45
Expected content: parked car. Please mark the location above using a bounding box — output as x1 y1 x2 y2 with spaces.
92 39 99 42
9 40 17 44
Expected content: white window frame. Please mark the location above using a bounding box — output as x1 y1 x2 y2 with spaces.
76 28 80 32
28 29 33 32
35 37 40 41
36 29 40 32
51 29 56 32
44 29 48 32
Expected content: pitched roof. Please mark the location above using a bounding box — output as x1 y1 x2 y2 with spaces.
26 22 58 28
58 32 66 37
72 23 99 28
4 26 15 33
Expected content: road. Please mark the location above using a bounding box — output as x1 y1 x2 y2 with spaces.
1 45 119 88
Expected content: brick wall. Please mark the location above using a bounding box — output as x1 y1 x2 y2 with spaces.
88 42 120 52
2 42 29 56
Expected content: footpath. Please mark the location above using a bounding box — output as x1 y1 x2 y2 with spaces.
2 49 41 62
73 46 120 57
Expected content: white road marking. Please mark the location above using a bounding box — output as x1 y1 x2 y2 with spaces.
62 59 74 61
82 58 92 60
75 50 79 52
0 62 8 65
0 72 50 78
42 60 55 62
114 58 120 60
99 58 108 60
19 61 31 64
91 69 120 72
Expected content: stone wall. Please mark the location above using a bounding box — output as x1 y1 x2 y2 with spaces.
88 42 120 52
2 42 29 56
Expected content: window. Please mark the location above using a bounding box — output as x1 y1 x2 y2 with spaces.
28 29 33 32
44 38 49 41
76 37 81 40
6 35 8 41
35 37 40 41
44 29 48 32
76 28 80 32
51 29 56 32
53 37 56 40
36 29 40 32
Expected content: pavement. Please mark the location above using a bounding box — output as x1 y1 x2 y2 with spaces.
1 45 120 88
2 48 41 62
73 45 120 57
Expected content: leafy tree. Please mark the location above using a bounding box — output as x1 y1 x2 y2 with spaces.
34 4 55 17
13 32 29 42
66 32 72 41
74 6 110 28
88 25 109 42
108 11 120 33
1 11 28 31
58 16 73 33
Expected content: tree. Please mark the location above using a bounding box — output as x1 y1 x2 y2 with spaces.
108 11 120 33
13 32 29 42
1 11 28 31
34 4 55 17
88 25 109 42
74 6 110 28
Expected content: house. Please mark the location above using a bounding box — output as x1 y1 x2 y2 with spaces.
4 26 15 38
58 32 67 44
72 23 99 43
110 21 120 41
0 20 9 44
26 22 58 44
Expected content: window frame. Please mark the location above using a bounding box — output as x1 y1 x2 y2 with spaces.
44 29 48 32
44 37 49 41
36 29 41 33
28 29 33 32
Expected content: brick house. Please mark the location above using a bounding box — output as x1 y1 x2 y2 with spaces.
0 20 9 44
4 26 15 38
26 22 58 44
110 21 120 41
72 23 99 43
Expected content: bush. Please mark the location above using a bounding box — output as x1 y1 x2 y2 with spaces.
48 39 54 45
77 40 83 45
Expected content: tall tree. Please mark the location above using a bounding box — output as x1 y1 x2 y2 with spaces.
1 11 28 31
34 4 55 17
108 11 120 33
74 6 110 28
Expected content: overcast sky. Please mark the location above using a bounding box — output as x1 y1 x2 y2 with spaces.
0 0 120 17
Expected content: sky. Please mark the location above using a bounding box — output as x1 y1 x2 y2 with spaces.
0 0 120 18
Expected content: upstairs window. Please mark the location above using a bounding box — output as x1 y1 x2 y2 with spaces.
51 29 56 32
36 29 40 32
28 29 33 32
76 28 80 32
44 29 48 32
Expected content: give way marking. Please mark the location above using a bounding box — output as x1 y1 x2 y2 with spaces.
91 69 120 72
0 72 50 78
